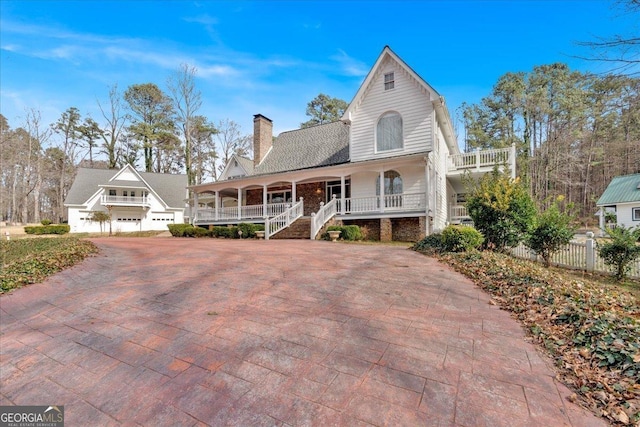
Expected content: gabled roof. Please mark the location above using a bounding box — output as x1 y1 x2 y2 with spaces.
343 46 441 121
252 120 349 175
342 46 459 154
64 166 187 208
220 154 254 180
597 173 640 205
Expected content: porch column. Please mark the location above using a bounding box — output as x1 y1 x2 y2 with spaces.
379 170 385 213
214 191 219 221
263 185 268 217
237 188 242 220
510 143 517 179
424 161 430 236
193 192 199 225
340 175 346 215
291 181 297 203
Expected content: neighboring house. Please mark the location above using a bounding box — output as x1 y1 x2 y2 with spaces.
596 173 640 232
190 46 516 241
65 164 187 233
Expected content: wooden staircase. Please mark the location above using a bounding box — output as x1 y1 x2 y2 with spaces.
271 217 312 239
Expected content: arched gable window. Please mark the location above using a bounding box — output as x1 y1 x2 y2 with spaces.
376 112 403 152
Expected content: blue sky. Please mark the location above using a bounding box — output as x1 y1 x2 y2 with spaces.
1 0 637 144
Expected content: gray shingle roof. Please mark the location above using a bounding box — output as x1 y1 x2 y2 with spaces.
65 167 187 208
597 173 640 205
253 121 349 176
235 155 254 175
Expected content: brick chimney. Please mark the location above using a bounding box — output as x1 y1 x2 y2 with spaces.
253 114 273 168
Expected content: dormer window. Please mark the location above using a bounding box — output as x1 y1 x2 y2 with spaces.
384 72 395 90
376 112 403 152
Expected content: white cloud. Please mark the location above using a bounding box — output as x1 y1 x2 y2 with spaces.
330 49 368 77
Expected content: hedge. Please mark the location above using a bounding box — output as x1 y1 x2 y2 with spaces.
24 224 70 235
324 225 363 241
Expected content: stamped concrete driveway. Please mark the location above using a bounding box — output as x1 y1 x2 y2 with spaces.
0 238 606 426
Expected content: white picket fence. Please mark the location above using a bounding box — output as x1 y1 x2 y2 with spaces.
510 238 640 279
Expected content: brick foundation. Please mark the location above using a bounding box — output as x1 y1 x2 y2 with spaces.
380 218 392 242
341 219 380 240
391 217 423 242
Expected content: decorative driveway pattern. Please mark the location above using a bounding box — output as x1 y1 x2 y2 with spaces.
1 238 607 426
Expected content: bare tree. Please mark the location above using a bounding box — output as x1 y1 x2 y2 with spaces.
215 119 252 175
576 0 640 75
97 85 127 169
168 64 202 186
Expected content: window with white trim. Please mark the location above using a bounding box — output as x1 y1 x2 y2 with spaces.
633 207 640 221
376 112 403 152
384 72 395 90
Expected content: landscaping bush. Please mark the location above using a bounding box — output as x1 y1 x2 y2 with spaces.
598 225 640 281
237 222 265 238
526 202 576 267
324 225 363 241
193 226 210 237
441 225 484 252
24 224 70 235
411 233 444 253
465 170 536 251
40 219 52 226
167 223 192 237
211 226 238 238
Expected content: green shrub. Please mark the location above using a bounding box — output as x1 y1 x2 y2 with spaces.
24 224 70 235
466 170 536 251
324 225 363 241
211 226 239 238
40 219 52 226
526 202 576 267
412 233 444 253
168 223 192 237
441 225 484 252
193 227 210 237
237 222 264 238
598 226 640 281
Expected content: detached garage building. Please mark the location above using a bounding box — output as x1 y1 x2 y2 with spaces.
64 164 187 233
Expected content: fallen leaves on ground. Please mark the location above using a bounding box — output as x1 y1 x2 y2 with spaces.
1 237 98 292
423 249 639 426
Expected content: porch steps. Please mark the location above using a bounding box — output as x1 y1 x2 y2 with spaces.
271 217 312 239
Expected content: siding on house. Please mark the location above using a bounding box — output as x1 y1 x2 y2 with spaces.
615 202 640 227
350 56 433 162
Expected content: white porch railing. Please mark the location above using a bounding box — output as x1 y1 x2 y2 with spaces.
265 198 304 240
194 202 289 223
448 146 512 172
311 196 338 239
101 195 150 207
450 205 468 220
337 192 426 214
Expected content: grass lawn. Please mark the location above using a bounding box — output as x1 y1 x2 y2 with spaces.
416 248 639 426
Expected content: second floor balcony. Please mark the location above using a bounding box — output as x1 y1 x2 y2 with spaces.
101 195 151 208
447 145 516 178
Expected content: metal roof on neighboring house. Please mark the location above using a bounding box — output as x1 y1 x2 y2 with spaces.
64 167 187 208
253 120 350 176
596 173 640 205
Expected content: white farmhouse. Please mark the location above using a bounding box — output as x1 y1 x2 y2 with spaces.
65 164 187 233
189 46 516 241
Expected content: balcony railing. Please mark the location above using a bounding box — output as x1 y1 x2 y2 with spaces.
101 195 150 207
448 146 514 174
195 202 289 222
